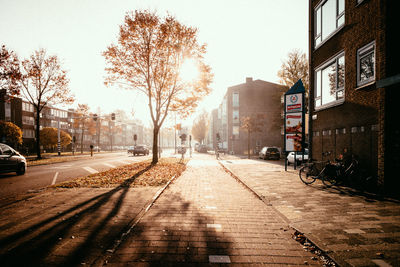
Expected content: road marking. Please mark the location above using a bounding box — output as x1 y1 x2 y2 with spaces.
207 224 222 229
209 255 231 263
103 163 116 168
83 166 99 174
51 172 59 185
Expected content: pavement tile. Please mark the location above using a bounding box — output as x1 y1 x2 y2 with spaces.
106 156 322 266
220 158 400 267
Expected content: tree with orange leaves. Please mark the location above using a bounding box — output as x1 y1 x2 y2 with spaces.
19 48 74 159
103 10 213 164
0 45 21 96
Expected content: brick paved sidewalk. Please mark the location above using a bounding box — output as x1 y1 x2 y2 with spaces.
104 157 324 266
0 186 161 266
220 159 400 267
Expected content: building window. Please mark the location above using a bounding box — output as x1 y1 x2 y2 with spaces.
232 110 239 124
23 129 35 138
5 103 11 121
232 125 239 138
315 52 345 108
232 92 239 107
22 116 34 125
314 0 345 47
357 41 375 87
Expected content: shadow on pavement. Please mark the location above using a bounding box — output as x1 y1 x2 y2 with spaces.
107 192 232 266
0 165 154 266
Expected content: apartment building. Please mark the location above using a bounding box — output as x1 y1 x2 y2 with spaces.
309 0 400 195
0 90 146 153
210 78 288 155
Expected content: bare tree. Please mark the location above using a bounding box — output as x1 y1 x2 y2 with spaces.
103 10 213 164
19 48 74 159
0 45 21 96
241 115 263 159
277 49 309 92
73 104 96 153
191 110 209 144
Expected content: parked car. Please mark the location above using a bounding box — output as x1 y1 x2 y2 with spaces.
259 147 280 160
131 145 149 156
287 149 309 165
194 143 200 152
127 146 135 154
0 143 27 175
198 145 208 153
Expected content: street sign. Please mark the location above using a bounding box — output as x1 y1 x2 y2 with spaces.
284 79 306 153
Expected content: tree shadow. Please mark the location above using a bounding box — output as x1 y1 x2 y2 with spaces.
107 192 233 266
0 164 154 266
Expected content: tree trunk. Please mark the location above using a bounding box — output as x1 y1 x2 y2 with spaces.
152 126 159 165
80 122 85 154
35 109 41 159
247 130 250 159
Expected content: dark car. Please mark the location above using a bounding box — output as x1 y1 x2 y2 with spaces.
132 145 149 156
0 143 27 175
198 145 208 153
259 146 280 160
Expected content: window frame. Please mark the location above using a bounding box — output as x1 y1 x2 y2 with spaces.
314 51 345 110
357 41 375 87
314 0 345 48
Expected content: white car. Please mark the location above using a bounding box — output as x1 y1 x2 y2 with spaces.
287 149 309 165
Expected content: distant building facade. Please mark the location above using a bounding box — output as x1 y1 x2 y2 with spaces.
0 90 145 153
210 78 288 155
309 0 400 195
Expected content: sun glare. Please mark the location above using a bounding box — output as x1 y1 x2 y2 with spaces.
180 58 199 82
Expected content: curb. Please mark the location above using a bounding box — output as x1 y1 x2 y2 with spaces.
218 161 341 267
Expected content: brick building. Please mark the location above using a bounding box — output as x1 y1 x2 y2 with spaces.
210 78 288 155
1 90 146 153
309 0 400 195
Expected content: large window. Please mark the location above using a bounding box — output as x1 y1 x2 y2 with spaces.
232 92 239 107
232 110 239 124
357 41 375 87
315 0 345 47
315 52 345 108
232 126 239 138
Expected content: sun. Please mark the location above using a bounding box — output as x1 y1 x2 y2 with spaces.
179 58 199 82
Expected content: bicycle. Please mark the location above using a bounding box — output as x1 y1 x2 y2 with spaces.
299 160 339 186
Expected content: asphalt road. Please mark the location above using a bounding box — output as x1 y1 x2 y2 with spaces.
0 151 153 201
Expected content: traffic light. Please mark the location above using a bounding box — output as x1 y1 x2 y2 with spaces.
93 114 97 121
180 133 187 141
175 123 181 130
216 132 220 141
134 134 137 141
111 113 115 120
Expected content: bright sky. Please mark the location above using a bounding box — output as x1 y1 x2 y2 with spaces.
0 0 308 127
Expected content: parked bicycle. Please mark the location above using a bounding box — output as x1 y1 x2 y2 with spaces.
333 156 376 191
299 160 340 186
299 155 376 191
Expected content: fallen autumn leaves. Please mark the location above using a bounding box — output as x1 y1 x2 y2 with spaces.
52 158 188 188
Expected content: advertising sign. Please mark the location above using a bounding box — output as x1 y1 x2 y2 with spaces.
284 79 305 153
285 93 303 113
285 134 303 152
285 113 302 134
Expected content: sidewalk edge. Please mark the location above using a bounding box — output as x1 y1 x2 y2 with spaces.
218 161 345 267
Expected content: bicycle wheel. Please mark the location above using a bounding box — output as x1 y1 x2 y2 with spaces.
299 165 317 184
321 168 338 187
